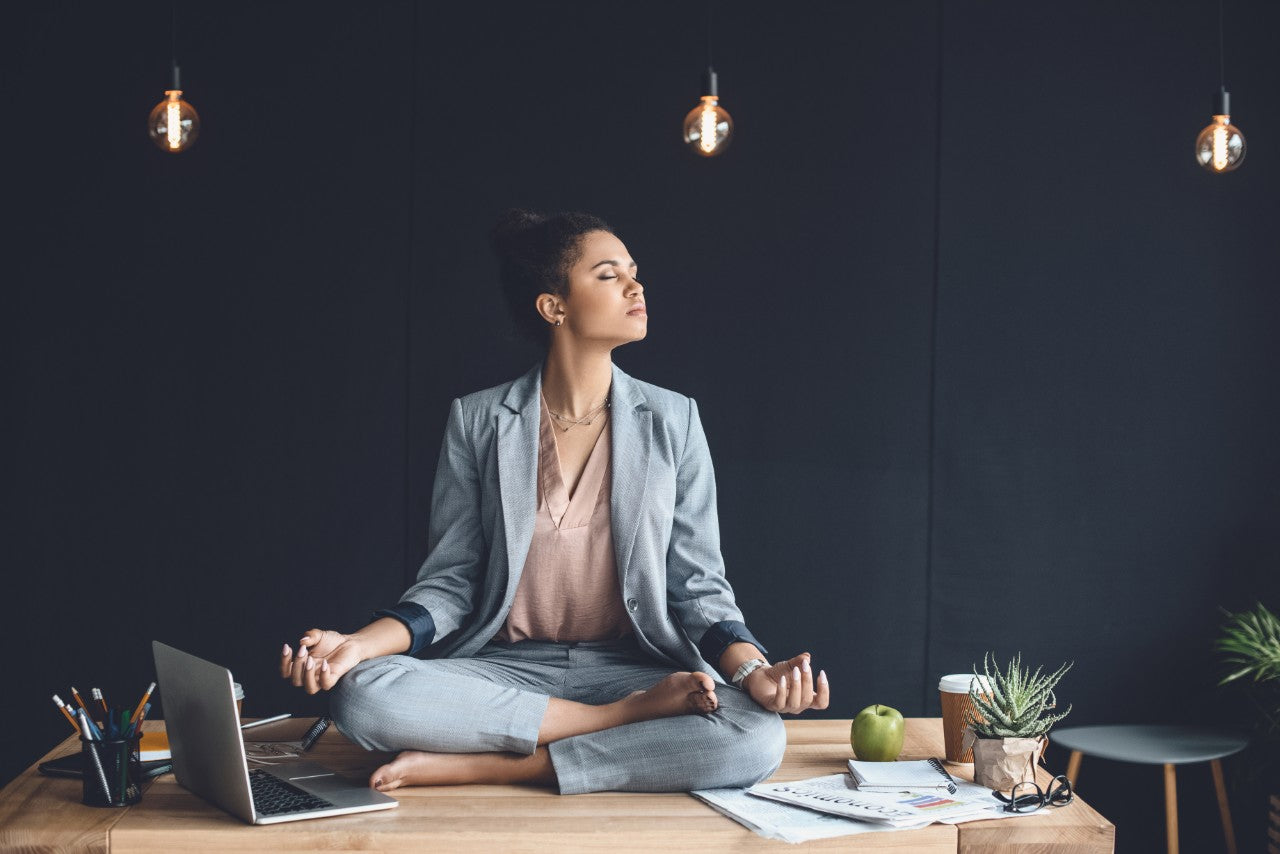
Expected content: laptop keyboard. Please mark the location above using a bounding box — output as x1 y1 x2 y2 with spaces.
249 768 337 816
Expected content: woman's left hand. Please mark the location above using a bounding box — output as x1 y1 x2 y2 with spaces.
743 652 830 714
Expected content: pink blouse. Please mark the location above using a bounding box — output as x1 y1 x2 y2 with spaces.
495 394 632 644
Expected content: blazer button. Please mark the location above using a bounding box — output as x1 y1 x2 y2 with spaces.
626 598 639 613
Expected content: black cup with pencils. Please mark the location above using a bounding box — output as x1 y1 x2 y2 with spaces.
53 683 154 807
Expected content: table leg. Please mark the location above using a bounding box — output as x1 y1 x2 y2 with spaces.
1164 763 1178 854
1210 759 1237 854
1066 750 1082 788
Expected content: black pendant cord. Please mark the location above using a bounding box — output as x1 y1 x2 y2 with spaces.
170 0 180 89
706 0 713 69
1218 0 1225 91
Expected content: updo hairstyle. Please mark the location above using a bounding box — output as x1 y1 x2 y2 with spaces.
490 208 615 346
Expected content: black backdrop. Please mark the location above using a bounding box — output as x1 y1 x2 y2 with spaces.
5 2 1279 850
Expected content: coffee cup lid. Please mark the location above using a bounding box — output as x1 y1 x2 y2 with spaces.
232 681 245 701
938 673 991 694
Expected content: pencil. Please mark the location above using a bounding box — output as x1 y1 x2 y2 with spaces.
130 702 151 737
51 695 78 731
69 686 90 715
130 682 156 723
93 687 109 715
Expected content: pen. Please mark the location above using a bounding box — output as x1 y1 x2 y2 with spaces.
240 713 292 730
131 682 156 723
51 695 79 731
77 708 114 804
299 716 331 751
80 708 104 741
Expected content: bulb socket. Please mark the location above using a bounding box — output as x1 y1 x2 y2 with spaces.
1213 86 1230 116
702 66 718 98
172 64 182 90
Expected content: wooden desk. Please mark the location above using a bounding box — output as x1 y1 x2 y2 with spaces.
0 718 1114 852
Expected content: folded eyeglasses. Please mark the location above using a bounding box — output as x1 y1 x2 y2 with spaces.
993 773 1074 814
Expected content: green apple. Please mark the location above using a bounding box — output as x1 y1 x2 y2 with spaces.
851 704 905 761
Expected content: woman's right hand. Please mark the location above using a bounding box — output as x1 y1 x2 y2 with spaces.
280 629 366 695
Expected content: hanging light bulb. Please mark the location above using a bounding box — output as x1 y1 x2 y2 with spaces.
148 65 200 153
683 67 733 157
1195 0 1245 173
1195 87 1245 173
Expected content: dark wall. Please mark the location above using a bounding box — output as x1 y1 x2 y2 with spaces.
5 2 1279 850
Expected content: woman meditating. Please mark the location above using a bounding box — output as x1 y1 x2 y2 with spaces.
278 209 830 794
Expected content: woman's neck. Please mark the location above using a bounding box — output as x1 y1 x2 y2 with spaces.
541 344 613 419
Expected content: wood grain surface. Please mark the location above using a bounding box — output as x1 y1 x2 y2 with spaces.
1 718 1115 853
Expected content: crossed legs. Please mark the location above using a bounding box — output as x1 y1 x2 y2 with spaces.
329 647 785 794
367 671 720 790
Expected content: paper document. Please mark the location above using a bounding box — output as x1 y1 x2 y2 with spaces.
748 774 989 826
691 787 928 843
694 773 1048 841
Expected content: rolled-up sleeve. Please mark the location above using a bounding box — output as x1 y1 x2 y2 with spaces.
372 603 437 656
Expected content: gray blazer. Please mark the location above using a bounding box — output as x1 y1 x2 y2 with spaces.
379 360 767 682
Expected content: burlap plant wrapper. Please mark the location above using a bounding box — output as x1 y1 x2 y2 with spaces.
961 726 1047 791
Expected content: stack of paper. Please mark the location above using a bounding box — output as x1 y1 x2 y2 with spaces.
693 771 1045 842
692 787 928 844
747 774 994 828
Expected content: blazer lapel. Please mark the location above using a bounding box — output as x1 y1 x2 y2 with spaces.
496 362 541 608
609 363 650 593
495 360 650 608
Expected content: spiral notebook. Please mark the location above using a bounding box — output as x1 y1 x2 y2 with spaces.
846 758 958 794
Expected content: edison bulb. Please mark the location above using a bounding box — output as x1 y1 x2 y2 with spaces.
1195 115 1245 172
149 89 200 153
683 96 733 157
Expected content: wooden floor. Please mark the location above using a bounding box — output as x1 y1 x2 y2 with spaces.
0 718 1114 853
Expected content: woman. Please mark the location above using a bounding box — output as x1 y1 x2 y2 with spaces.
278 209 830 794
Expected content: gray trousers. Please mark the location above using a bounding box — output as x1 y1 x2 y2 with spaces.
329 634 787 795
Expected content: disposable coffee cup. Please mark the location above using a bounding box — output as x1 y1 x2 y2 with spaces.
232 682 244 718
939 674 991 764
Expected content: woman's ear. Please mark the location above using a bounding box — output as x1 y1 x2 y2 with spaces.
536 294 563 326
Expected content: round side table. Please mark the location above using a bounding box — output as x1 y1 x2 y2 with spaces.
1051 724 1249 854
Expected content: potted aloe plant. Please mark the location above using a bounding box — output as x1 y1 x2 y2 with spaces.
1214 602 1280 846
961 651 1074 790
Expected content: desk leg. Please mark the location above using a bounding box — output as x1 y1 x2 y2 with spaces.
1066 750 1082 788
1210 759 1237 854
1164 763 1179 854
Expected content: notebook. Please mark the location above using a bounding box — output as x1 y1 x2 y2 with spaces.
152 641 399 824
846 758 958 794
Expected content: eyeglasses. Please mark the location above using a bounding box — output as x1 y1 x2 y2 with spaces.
993 774 1074 814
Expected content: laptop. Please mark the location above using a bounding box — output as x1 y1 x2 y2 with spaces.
152 641 399 824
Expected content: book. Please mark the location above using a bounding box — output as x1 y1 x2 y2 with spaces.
847 757 958 794
140 730 171 761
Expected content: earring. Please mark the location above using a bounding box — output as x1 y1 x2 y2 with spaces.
554 319 562 326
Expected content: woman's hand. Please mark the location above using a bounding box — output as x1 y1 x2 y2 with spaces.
742 652 830 714
279 629 366 695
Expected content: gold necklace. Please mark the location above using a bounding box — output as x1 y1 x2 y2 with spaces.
543 393 611 432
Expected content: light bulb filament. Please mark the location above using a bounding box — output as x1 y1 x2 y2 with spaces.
1212 115 1229 172
700 102 717 153
166 90 183 150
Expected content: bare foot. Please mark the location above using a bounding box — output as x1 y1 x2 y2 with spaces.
369 747 553 791
624 671 719 720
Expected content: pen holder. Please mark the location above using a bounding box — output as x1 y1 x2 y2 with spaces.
80 735 143 808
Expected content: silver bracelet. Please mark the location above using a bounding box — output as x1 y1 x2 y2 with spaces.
731 657 769 688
